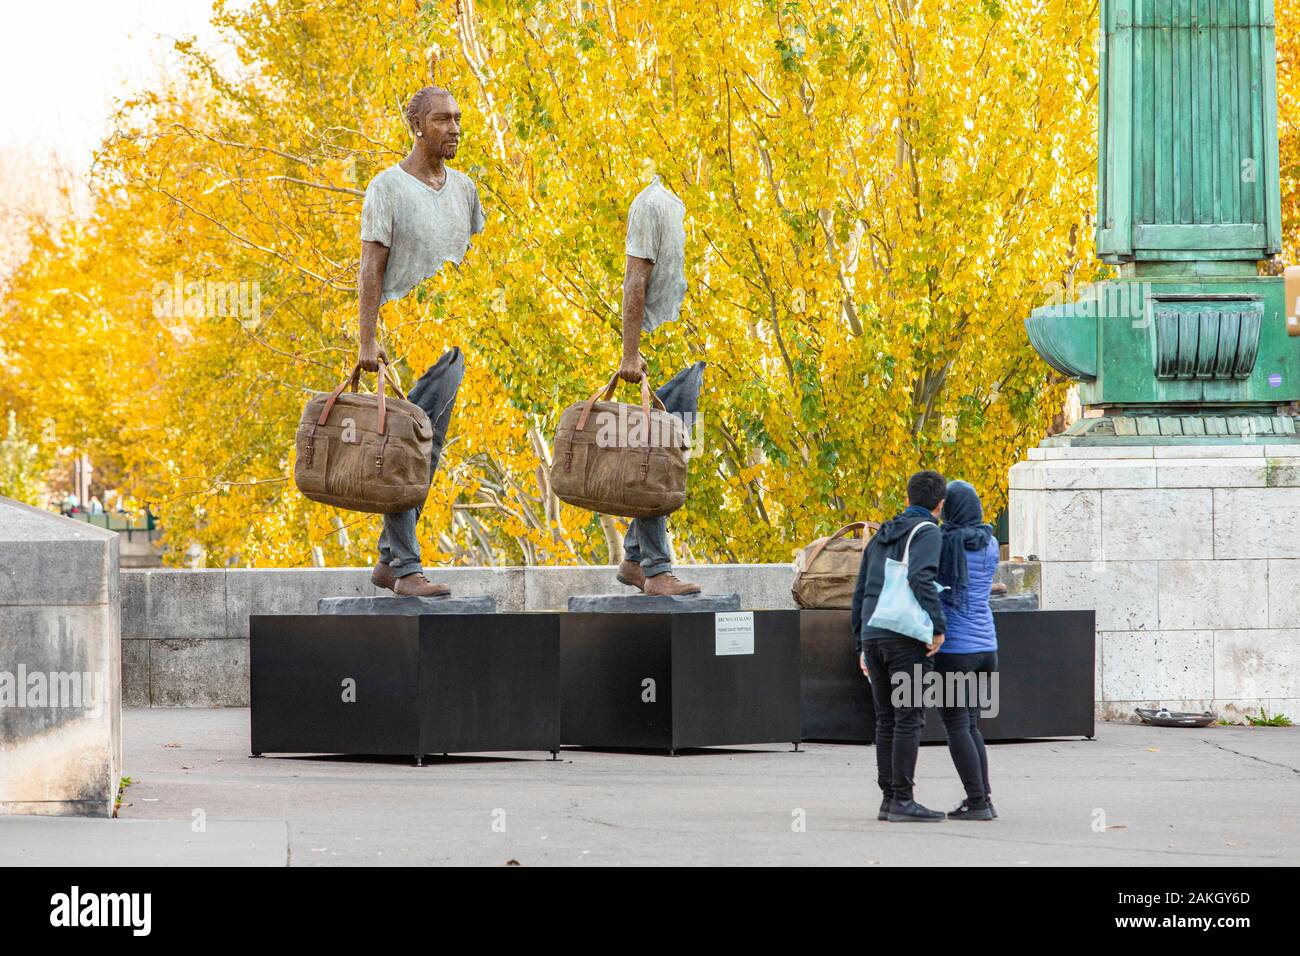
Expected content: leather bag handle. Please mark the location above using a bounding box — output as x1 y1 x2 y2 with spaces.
575 372 667 432
316 358 408 435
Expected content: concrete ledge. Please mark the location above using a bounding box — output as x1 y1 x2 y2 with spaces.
1 497 121 817
0 502 118 606
150 638 249 708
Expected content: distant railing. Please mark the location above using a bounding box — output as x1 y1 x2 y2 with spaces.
68 511 159 543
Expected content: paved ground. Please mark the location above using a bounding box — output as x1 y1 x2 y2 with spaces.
1 818 288 866
12 708 1300 865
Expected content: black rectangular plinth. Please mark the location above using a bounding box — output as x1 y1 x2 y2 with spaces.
799 609 1095 742
560 610 801 752
250 612 560 757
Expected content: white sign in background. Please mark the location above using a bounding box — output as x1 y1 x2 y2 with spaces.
715 611 755 656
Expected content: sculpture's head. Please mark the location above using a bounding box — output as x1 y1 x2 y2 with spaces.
405 86 461 160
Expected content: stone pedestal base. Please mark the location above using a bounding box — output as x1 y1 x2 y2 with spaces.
567 593 741 613
318 595 497 615
1009 442 1300 722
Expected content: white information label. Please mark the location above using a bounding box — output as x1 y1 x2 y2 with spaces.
715 611 755 656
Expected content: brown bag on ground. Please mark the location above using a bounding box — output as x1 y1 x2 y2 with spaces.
294 362 433 514
791 521 881 609
550 372 689 519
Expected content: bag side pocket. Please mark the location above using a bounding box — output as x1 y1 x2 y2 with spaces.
294 424 329 497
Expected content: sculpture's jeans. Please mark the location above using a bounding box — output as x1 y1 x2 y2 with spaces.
377 348 463 578
623 513 673 578
380 505 425 578
622 362 705 579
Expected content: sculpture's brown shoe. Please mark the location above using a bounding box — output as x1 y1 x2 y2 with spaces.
643 572 701 596
371 560 397 592
616 560 646 591
393 572 451 598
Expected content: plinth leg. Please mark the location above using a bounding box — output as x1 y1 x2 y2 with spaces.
414 754 424 767
791 741 801 752
250 752 262 758
550 750 559 761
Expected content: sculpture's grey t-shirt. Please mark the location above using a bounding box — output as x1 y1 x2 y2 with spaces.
360 164 486 305
625 176 687 334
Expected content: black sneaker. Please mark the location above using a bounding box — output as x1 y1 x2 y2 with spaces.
989 800 998 819
878 798 890 821
947 799 994 821
886 799 945 822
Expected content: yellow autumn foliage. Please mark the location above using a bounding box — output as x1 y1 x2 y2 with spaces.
1277 0 1300 266
0 0 1103 567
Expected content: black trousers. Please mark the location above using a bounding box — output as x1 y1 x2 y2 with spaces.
863 637 933 803
936 651 998 802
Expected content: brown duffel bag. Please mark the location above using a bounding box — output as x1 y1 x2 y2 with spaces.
294 361 433 514
791 521 881 609
550 372 689 519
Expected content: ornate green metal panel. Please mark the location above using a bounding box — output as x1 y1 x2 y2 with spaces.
1151 294 1262 380
1077 275 1292 406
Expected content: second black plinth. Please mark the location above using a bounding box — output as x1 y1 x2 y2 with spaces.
250 612 560 762
560 610 801 753
799 608 1096 742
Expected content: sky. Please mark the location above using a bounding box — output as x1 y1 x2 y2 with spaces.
0 0 236 277
0 0 229 172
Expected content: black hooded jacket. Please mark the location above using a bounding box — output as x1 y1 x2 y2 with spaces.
850 510 947 653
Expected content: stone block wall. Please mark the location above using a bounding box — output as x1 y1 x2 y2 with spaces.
1010 443 1300 722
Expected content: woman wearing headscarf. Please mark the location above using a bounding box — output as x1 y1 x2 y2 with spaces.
935 480 1000 821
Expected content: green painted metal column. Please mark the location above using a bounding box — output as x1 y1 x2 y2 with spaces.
1027 0 1299 445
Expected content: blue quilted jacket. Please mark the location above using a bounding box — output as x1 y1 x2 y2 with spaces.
937 536 999 654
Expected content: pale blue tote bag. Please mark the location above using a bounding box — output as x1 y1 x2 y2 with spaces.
865 521 940 642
